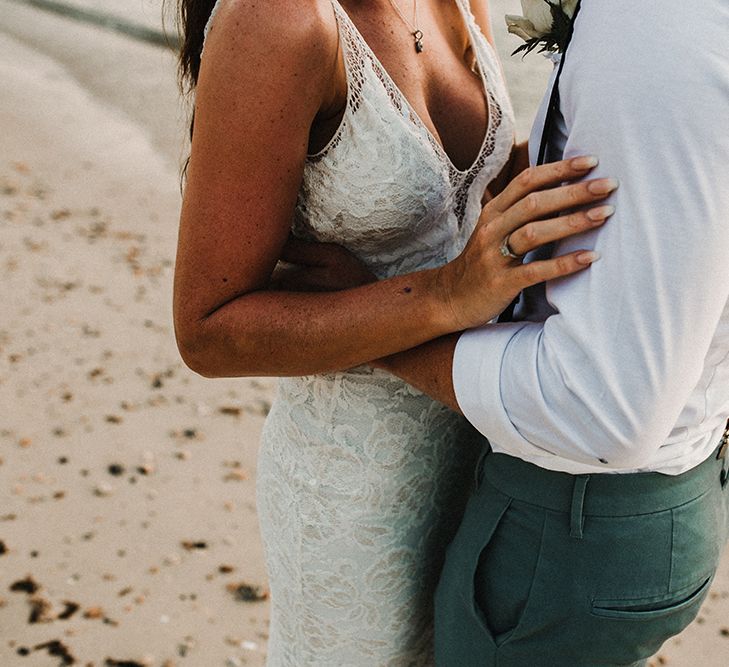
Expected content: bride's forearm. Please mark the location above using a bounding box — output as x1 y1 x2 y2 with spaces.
176 156 608 379
176 268 455 378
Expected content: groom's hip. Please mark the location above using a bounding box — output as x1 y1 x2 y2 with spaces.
435 444 728 667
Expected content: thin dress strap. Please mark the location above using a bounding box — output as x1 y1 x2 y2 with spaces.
453 0 504 81
307 1 370 160
200 0 225 58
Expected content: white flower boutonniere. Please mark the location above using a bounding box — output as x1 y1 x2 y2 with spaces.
505 0 578 56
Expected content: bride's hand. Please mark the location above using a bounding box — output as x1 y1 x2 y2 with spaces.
436 156 617 330
269 237 376 292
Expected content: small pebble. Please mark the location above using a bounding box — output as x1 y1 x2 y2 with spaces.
58 601 80 620
10 576 40 594
227 582 268 603
94 483 114 497
181 540 207 551
108 463 125 476
34 639 76 665
28 596 53 623
223 470 248 482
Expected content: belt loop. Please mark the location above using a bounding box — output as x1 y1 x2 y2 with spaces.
570 475 590 539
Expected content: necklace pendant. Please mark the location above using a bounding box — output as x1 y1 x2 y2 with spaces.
413 30 424 53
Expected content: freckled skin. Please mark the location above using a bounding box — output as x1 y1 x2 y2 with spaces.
172 0 606 393
173 0 501 377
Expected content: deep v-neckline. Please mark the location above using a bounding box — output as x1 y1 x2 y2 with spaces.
330 0 493 175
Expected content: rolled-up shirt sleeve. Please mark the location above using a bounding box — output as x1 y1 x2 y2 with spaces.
453 1 729 471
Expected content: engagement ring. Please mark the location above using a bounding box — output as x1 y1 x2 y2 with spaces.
499 234 524 260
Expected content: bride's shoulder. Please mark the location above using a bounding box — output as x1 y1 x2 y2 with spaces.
216 0 337 30
203 0 339 68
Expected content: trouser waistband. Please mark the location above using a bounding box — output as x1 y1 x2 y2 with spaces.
482 444 725 520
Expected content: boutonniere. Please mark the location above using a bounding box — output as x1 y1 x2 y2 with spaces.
505 0 578 56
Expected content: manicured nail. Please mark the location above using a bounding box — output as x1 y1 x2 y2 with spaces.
577 251 601 265
588 178 619 195
571 155 599 170
587 205 615 222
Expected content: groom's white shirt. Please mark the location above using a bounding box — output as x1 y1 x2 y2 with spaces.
453 0 729 474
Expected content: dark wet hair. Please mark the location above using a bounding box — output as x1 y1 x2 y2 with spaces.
168 0 218 179
174 0 217 94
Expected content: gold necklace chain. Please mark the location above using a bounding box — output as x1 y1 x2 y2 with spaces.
385 0 425 53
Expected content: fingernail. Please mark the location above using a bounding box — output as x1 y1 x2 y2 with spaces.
577 251 601 265
589 178 619 195
587 205 615 221
571 155 599 170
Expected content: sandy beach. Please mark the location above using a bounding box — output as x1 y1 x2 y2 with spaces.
0 1 727 665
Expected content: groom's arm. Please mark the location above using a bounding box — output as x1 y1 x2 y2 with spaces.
387 1 729 470
377 334 461 412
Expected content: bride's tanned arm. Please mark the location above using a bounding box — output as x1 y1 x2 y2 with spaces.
173 0 609 379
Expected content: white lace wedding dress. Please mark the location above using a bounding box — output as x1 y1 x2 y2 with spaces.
202 1 515 664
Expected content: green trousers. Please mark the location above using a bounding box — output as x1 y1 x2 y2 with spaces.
435 444 729 666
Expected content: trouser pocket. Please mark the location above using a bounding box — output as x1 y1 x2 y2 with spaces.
490 505 719 667
576 494 721 667
586 575 713 665
474 498 545 645
435 481 511 666
591 575 713 620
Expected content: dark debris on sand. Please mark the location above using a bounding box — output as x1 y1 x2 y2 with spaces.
58 600 81 620
226 582 269 603
10 575 40 594
181 540 208 551
32 639 76 665
28 596 53 623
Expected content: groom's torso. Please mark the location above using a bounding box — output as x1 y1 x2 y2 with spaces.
512 0 729 472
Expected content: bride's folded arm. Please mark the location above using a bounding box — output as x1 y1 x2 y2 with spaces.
173 0 448 377
172 0 610 379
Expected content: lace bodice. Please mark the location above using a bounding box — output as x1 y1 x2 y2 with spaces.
202 0 515 279
293 0 515 279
